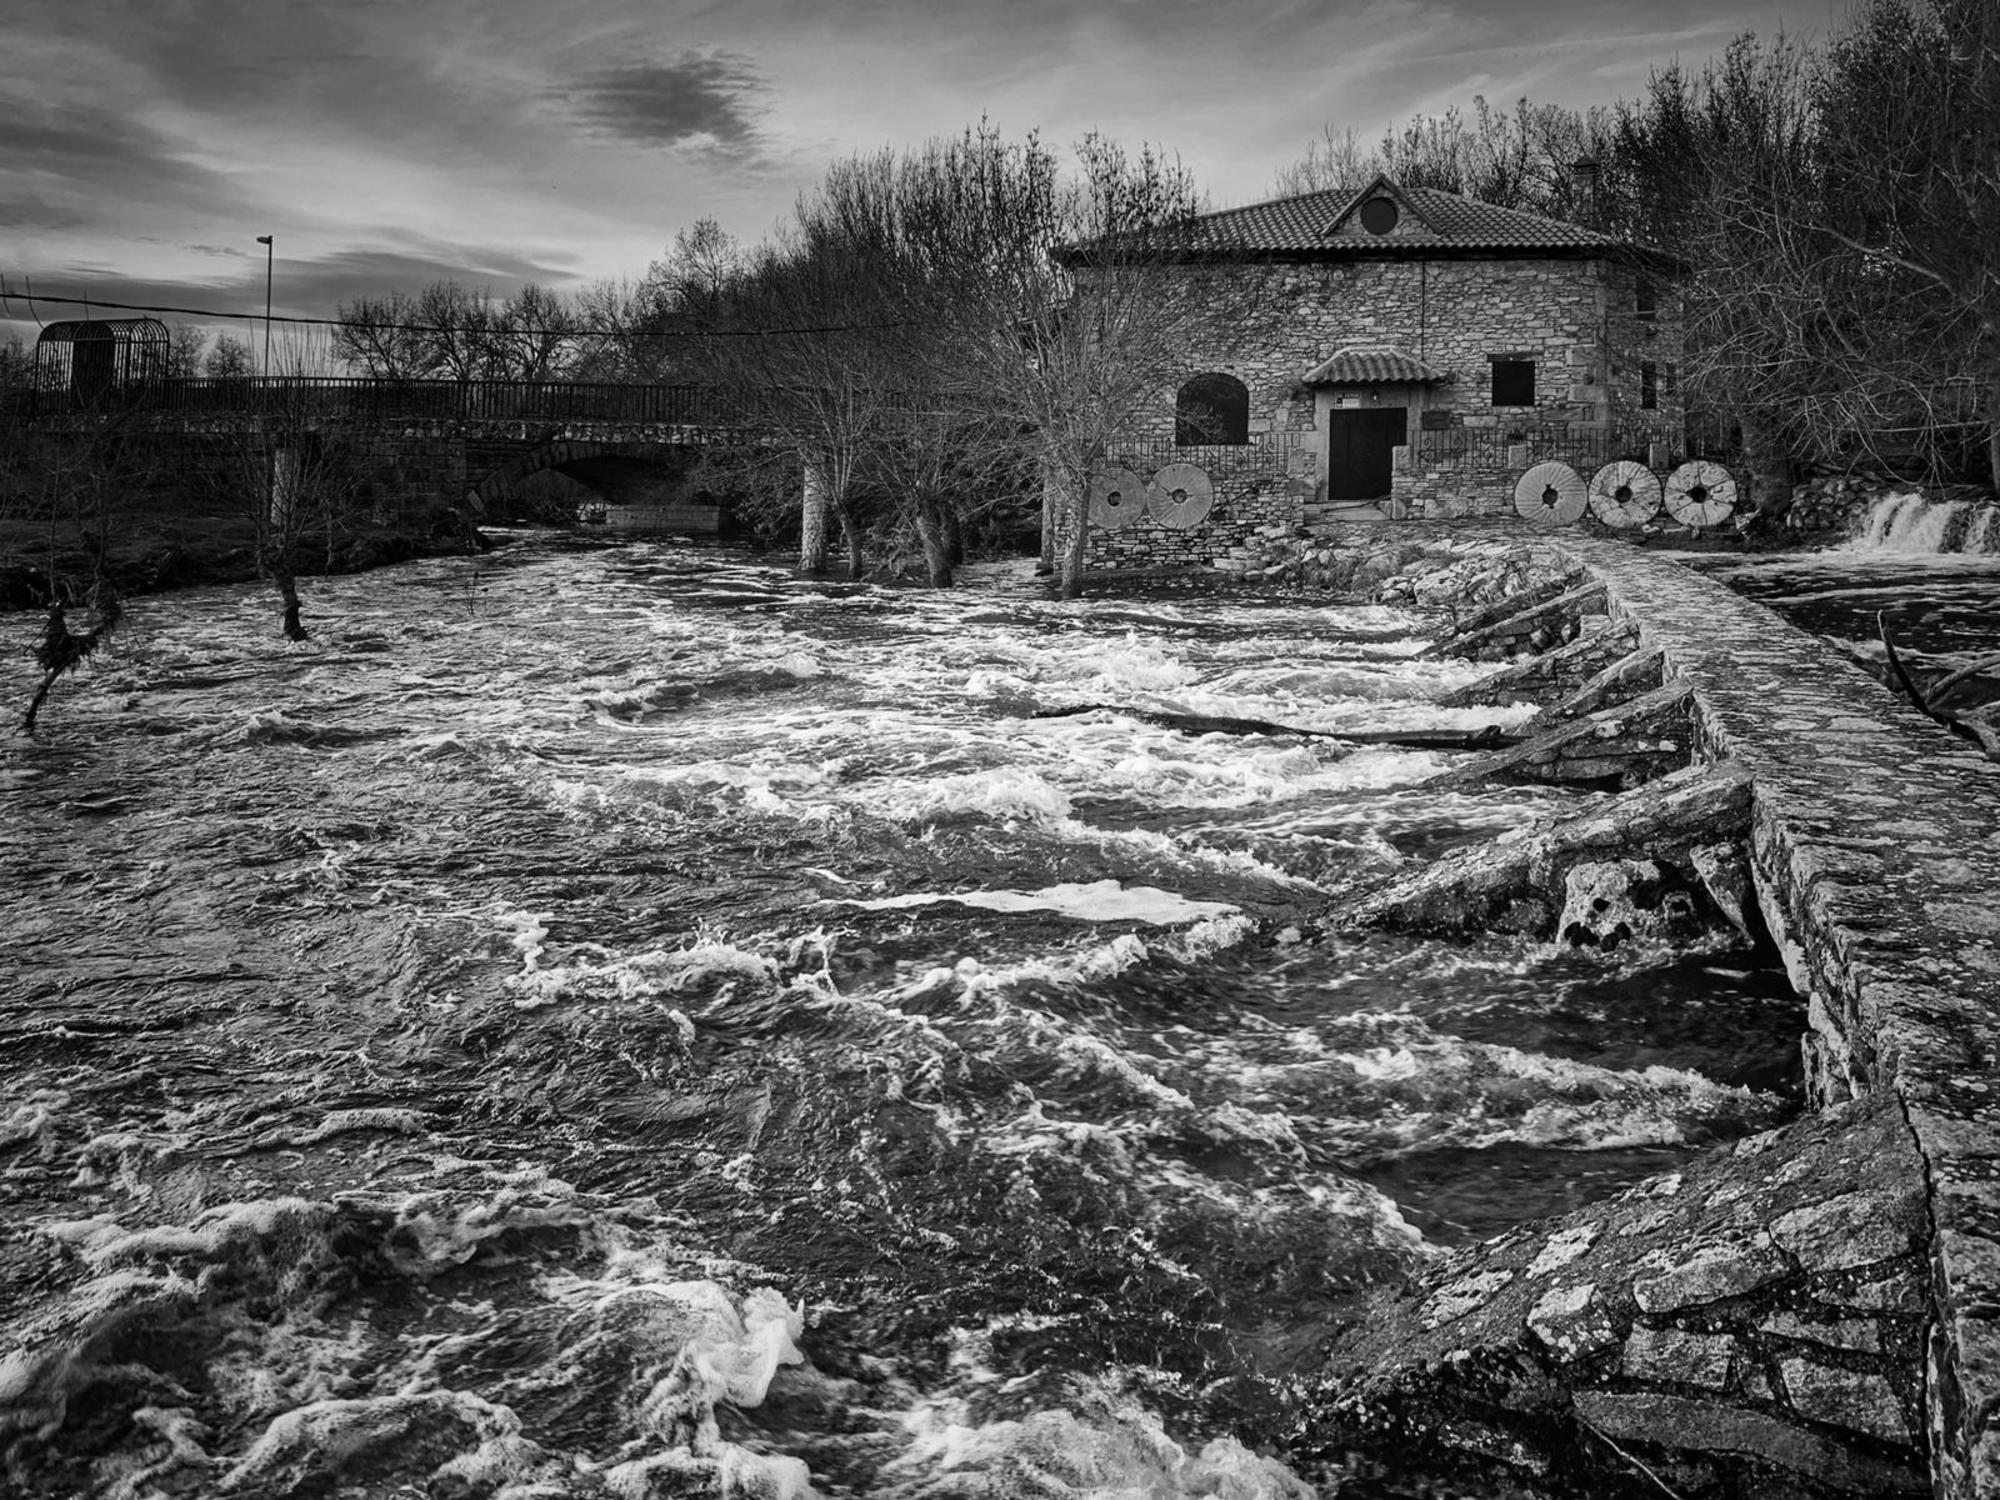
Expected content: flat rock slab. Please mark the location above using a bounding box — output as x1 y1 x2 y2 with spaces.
1307 1099 1930 1496
1331 762 1751 938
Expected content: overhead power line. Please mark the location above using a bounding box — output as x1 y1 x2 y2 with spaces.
0 285 904 341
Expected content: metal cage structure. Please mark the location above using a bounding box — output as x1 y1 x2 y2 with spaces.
33 318 170 410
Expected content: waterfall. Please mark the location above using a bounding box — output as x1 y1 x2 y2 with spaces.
1968 506 1999 554
1849 491 2000 554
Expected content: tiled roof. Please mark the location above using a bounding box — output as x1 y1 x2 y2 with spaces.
1301 348 1445 385
1186 177 1623 255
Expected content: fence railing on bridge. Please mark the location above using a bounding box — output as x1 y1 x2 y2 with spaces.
27 376 745 427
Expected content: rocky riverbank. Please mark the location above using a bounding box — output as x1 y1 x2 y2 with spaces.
0 508 492 612
1204 475 1990 603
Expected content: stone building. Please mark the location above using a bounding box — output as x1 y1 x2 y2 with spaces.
1075 174 1685 570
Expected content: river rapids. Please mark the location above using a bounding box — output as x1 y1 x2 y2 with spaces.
0 536 1803 1498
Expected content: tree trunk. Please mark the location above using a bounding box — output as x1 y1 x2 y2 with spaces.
913 500 954 587
1038 460 1058 576
1739 408 1795 522
799 461 830 575
837 501 864 581
1058 480 1089 599
1987 369 2000 495
941 503 965 568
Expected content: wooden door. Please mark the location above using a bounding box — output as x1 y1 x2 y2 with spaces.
1326 408 1407 501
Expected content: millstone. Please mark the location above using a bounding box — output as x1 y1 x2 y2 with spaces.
1588 459 1663 528
1664 459 1738 526
1513 461 1587 526
1087 466 1146 530
1146 461 1214 530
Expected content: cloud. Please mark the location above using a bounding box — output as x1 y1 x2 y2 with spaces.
555 49 769 161
4 239 578 329
0 103 261 227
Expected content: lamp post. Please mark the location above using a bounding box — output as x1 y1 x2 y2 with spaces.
255 235 273 376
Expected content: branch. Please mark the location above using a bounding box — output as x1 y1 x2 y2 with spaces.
1816 223 1963 299
1878 612 2000 762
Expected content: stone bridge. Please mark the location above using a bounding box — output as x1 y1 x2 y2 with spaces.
31 376 763 531
1288 531 2000 1498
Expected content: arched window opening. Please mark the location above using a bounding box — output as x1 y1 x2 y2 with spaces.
1175 372 1249 446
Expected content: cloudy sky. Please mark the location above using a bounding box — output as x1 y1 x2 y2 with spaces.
2 0 1809 353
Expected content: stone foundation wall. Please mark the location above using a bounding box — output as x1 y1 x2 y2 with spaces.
1052 438 1307 570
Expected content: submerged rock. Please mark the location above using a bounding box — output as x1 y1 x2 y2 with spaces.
1556 858 1705 950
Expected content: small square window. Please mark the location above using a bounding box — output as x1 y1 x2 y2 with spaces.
1641 362 1658 410
1491 360 1535 407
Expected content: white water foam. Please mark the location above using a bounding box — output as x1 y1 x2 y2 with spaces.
491 906 781 1010
887 912 1258 1006
835 880 1239 926
883 1392 1314 1499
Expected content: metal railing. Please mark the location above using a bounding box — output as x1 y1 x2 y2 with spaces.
24 376 739 426
1410 419 1736 472
1107 429 1315 475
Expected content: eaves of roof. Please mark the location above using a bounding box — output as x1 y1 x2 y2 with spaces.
1301 348 1447 385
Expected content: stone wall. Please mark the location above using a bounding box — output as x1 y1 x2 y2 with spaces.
1309 1098 1933 1497
1560 536 2000 1499
1057 447 1303 570
1298 529 2000 1499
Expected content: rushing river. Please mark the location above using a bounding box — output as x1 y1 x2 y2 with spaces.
0 536 1803 1498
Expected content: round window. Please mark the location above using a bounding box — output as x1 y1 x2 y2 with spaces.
1359 197 1399 235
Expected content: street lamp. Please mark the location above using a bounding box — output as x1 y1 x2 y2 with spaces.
255 235 273 376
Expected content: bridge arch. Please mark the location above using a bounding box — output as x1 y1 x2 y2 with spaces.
469 438 723 532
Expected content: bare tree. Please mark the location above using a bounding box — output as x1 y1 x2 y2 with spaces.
6 414 162 731
1275 98 1617 220
642 218 746 330
204 334 255 381
568 277 652 382
0 333 29 390
333 290 433 378
901 129 1237 596
1270 126 1382 198
1812 0 2000 488
483 283 578 380
1587 39 1839 515
336 281 584 382
695 226 898 578
216 329 368 640
165 324 207 378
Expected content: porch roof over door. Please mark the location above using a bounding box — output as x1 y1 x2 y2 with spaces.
1302 347 1446 385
